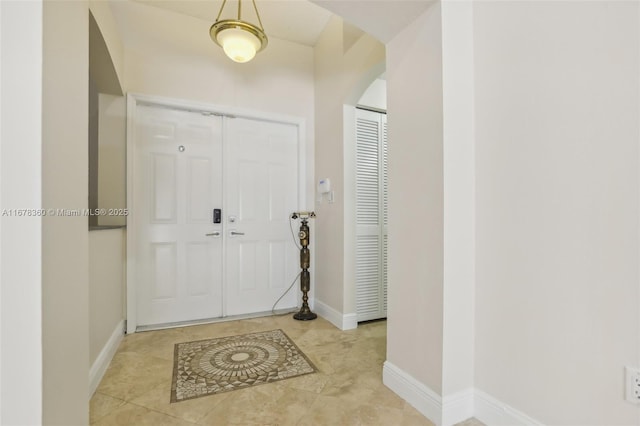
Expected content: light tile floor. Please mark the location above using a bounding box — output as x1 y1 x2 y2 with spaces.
92 315 484 426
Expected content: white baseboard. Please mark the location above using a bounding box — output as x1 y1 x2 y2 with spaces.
382 361 541 426
89 319 125 396
313 299 357 330
442 387 475 426
474 389 542 426
383 361 442 424
342 312 358 330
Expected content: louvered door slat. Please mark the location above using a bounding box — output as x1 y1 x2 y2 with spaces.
382 116 388 316
356 117 379 226
355 108 388 322
356 235 381 320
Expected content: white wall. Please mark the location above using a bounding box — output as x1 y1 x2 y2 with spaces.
441 0 475 405
385 3 445 394
474 1 640 424
89 0 124 90
358 78 387 110
89 229 126 366
42 1 90 424
89 227 126 395
98 94 126 226
383 5 476 423
314 15 385 322
314 17 346 313
0 1 43 423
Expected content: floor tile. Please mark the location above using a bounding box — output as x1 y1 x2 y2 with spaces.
401 403 437 426
95 351 172 402
91 315 485 426
130 377 231 424
90 392 127 424
296 394 359 426
196 384 287 425
92 403 196 426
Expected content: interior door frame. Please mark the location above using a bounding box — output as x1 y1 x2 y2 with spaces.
126 93 308 334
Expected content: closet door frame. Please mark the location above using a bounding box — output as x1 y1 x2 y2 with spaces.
125 93 308 334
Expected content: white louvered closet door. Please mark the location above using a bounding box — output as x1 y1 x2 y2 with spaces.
355 108 388 322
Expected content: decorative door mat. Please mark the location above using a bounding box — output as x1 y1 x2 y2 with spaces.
171 329 316 402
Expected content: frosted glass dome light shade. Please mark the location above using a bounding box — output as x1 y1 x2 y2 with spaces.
218 28 260 63
210 20 268 63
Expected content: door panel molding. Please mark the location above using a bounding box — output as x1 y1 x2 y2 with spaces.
224 117 300 316
126 93 307 333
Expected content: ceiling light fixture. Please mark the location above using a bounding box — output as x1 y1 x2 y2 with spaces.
210 0 268 63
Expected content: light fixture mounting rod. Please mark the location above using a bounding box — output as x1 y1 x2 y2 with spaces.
215 0 227 22
252 0 264 31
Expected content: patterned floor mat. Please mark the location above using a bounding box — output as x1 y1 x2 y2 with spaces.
171 329 316 402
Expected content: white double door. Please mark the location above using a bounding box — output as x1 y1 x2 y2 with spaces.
134 104 299 327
